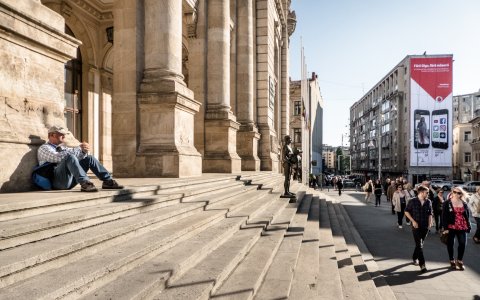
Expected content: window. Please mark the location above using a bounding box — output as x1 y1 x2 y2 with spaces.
464 131 472 142
293 128 301 143
293 101 301 115
465 152 471 163
64 26 82 140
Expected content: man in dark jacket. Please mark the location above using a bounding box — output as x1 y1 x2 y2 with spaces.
404 186 433 273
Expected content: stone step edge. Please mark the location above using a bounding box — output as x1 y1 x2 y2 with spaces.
0 184 257 250
337 202 397 300
252 193 313 300
77 187 287 300
0 176 246 218
325 199 367 300
288 195 321 300
1 181 252 238
0 186 275 291
317 198 344 300
331 201 382 300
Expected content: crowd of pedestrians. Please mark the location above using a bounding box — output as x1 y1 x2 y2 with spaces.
352 176 480 273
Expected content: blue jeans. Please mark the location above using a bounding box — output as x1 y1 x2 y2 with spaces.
53 154 112 190
447 229 467 261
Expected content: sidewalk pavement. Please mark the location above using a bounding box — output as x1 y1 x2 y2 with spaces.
321 190 480 300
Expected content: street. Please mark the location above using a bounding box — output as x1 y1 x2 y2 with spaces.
322 190 480 300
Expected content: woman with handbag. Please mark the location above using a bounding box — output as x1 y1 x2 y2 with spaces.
441 187 471 270
392 184 407 228
467 186 480 243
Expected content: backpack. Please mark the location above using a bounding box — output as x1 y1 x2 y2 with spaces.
32 162 56 190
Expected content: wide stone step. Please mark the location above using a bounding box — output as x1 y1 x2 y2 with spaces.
317 198 343 299
336 204 396 300
332 202 381 300
289 193 320 299
0 176 244 222
0 184 276 299
0 200 205 288
253 194 313 300
0 174 271 249
80 191 283 300
0 181 268 284
211 196 304 300
326 200 365 300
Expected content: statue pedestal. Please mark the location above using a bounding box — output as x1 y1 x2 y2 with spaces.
280 194 297 203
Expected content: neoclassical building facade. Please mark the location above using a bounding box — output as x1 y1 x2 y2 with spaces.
0 0 296 192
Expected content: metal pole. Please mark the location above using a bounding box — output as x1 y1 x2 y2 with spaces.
378 115 382 180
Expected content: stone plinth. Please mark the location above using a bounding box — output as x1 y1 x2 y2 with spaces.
203 119 242 173
237 125 261 171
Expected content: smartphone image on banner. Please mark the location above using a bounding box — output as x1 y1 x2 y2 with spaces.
414 109 430 149
431 109 449 149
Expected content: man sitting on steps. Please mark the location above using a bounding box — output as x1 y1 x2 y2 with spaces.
37 126 123 192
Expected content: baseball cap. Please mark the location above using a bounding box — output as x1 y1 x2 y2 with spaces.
48 126 69 135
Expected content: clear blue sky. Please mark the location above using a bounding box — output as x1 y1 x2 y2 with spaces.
289 0 480 147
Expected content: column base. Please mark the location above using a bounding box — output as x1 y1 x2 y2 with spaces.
203 119 242 173
136 82 202 177
136 148 202 177
237 125 261 171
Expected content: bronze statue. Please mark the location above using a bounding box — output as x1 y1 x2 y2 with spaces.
282 135 295 196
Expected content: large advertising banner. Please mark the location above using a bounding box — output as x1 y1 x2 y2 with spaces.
410 56 452 167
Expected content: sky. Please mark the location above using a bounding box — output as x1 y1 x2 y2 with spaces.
289 0 480 147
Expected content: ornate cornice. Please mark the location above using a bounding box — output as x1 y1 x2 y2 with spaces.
183 0 199 38
287 10 296 37
69 0 113 21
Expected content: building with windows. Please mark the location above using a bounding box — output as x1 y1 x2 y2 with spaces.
0 0 297 192
350 55 453 184
289 72 323 182
452 91 480 180
322 145 336 174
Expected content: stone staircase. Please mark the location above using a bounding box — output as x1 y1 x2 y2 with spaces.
0 173 396 299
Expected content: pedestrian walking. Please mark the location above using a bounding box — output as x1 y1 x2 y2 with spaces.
468 186 480 243
404 186 433 273
442 187 471 271
387 181 396 214
374 179 383 207
392 184 407 228
432 188 445 233
404 183 415 226
383 178 391 201
363 179 373 203
337 177 343 196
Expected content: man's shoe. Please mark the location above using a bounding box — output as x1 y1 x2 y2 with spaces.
420 265 427 273
398 225 403 229
81 181 98 192
456 260 465 271
102 179 124 189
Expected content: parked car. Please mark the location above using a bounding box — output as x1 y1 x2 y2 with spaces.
342 180 356 189
460 181 480 193
452 180 464 187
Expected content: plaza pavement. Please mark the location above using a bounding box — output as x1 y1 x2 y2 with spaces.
321 189 480 300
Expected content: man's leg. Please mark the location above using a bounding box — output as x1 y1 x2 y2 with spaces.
412 228 427 267
79 155 112 181
53 154 90 190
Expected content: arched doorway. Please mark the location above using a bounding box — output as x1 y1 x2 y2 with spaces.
64 26 82 140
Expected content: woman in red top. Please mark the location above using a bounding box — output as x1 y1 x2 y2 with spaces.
441 187 471 271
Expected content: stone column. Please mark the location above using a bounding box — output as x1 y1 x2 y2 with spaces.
236 0 260 171
137 0 202 177
203 0 241 173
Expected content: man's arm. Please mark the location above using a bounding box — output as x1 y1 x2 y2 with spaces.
404 211 418 228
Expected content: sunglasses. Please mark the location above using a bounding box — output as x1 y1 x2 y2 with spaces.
452 191 462 195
